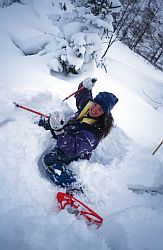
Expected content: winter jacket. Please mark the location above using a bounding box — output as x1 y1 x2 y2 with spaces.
40 84 101 166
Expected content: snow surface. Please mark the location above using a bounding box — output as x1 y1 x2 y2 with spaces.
0 1 163 250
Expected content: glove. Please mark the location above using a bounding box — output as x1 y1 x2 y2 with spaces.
38 117 46 127
49 111 65 135
82 77 97 90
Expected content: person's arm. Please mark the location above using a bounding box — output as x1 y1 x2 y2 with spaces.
38 117 57 139
75 83 93 111
74 78 97 111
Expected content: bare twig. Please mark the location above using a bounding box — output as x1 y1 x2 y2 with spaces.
142 88 162 109
152 140 163 155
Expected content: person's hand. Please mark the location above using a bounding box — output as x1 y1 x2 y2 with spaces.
49 111 65 132
82 77 97 90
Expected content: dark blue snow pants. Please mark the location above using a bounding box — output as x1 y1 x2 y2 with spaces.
43 147 77 188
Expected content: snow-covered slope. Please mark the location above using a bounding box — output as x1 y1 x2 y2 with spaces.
0 1 163 250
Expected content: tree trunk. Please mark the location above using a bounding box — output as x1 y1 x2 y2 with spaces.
131 3 162 50
153 48 163 63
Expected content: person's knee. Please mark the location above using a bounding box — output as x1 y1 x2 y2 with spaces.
43 153 55 167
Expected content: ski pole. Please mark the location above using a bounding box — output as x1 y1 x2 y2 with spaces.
152 139 163 155
62 86 84 101
13 102 49 118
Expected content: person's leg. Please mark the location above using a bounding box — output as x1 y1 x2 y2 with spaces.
43 148 59 168
49 163 77 188
42 148 77 188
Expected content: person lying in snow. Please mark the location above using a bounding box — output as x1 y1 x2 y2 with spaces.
38 77 118 190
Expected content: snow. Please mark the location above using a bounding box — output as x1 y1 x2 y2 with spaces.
0 1 163 250
48 58 63 72
12 34 51 55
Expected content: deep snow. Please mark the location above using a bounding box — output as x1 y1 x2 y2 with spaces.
0 1 163 250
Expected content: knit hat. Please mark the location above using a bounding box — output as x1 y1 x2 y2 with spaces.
93 92 118 113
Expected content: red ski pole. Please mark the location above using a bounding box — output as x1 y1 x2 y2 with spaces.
13 102 49 118
62 86 84 101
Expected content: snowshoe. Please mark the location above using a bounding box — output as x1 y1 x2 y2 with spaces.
56 192 103 228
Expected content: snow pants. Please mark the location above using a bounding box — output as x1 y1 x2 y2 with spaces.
43 147 77 188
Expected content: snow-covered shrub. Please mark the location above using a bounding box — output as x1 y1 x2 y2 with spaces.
0 0 20 7
0 0 31 7
73 0 122 16
48 0 122 74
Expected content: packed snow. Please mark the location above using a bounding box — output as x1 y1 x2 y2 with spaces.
0 1 163 250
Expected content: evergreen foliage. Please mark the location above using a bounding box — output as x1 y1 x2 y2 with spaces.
47 0 121 74
0 0 20 7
